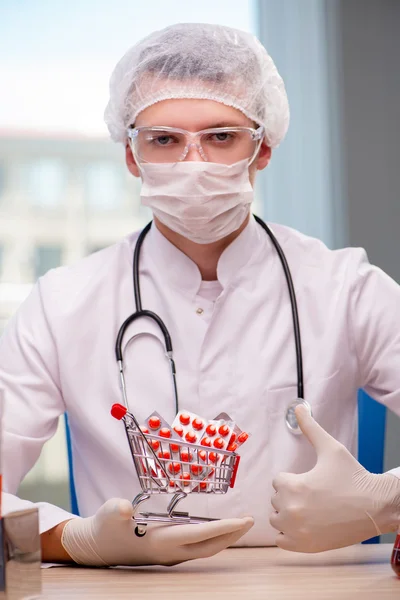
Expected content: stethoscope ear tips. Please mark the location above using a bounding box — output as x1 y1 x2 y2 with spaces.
285 399 312 435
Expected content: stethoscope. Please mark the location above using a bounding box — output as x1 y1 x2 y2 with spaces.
115 215 312 435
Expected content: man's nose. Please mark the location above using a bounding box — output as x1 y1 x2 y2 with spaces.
184 142 204 161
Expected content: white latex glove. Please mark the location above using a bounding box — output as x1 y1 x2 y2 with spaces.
270 405 400 553
61 498 254 566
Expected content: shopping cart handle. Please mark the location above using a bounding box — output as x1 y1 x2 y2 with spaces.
111 403 127 420
229 455 241 489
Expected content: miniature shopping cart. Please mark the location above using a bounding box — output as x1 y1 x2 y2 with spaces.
111 404 241 533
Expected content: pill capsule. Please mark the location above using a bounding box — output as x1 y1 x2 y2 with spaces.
173 425 184 437
159 427 171 438
198 450 207 462
140 426 149 434
180 450 193 462
190 464 204 476
229 432 237 444
168 462 181 474
199 481 208 490
150 440 160 451
158 451 171 460
213 437 225 449
148 416 161 430
170 443 180 453
218 424 230 437
238 432 249 444
179 473 191 486
179 413 191 426
185 431 197 444
192 418 204 431
206 424 217 436
209 452 219 463
227 442 238 452
201 437 212 447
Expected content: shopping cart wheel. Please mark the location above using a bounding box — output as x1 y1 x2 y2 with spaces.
134 525 147 538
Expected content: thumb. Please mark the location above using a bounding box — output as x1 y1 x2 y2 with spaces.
295 404 337 455
97 498 134 522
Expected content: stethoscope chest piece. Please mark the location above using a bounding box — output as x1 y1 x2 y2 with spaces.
285 399 312 435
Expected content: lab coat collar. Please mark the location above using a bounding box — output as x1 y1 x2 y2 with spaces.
145 214 263 296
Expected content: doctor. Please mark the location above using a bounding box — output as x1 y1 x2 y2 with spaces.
1 23 400 568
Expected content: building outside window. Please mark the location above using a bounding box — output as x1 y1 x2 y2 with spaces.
23 158 67 209
34 245 63 280
84 161 124 211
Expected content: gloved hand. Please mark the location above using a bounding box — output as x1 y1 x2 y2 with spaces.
270 405 400 553
61 498 254 566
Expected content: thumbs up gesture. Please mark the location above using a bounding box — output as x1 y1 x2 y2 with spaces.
269 405 400 553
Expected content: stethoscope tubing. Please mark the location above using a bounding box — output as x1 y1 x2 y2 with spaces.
115 216 304 424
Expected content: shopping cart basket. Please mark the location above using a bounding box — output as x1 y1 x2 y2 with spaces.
111 403 241 534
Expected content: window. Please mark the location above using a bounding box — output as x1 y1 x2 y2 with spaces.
0 164 6 200
84 161 124 211
34 246 63 279
23 159 67 209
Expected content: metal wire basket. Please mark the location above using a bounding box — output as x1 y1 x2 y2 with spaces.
111 404 241 527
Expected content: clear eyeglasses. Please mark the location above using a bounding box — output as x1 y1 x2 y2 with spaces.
127 125 265 164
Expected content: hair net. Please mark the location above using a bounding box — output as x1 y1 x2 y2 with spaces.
104 23 289 148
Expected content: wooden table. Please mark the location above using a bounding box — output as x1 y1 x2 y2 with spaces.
39 544 398 600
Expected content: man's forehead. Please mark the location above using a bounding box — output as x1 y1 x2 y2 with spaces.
135 98 253 130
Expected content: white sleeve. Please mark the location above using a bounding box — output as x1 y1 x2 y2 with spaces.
0 277 76 533
349 250 400 414
349 250 400 477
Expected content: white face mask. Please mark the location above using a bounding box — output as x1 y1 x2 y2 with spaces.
139 159 254 244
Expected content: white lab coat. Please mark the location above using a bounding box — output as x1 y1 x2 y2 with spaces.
1 216 399 546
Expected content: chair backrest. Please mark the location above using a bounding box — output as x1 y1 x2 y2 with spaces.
357 389 387 543
64 413 79 516
64 390 387 528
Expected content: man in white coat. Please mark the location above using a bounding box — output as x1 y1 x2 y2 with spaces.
1 23 399 567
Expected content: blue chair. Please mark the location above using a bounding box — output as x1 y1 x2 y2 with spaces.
64 413 79 516
64 390 387 531
357 389 387 543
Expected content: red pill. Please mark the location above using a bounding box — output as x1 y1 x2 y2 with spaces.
173 425 184 437
168 462 181 474
209 452 219 463
228 432 237 445
192 418 204 431
140 426 149 434
158 451 171 460
227 442 238 452
148 416 161 430
213 437 225 449
190 464 204 476
198 450 207 462
179 473 191 486
199 481 208 490
179 413 191 426
206 424 217 436
180 450 193 462
201 437 212 447
218 424 230 437
238 432 249 444
185 431 197 443
159 427 171 438
150 440 160 451
170 443 180 453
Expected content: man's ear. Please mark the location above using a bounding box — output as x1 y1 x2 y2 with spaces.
255 141 272 171
125 143 140 178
